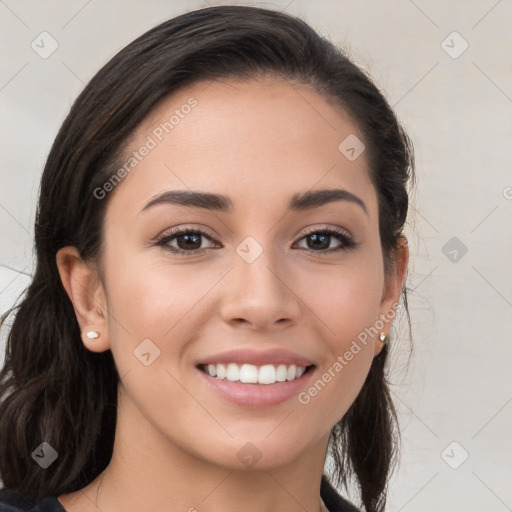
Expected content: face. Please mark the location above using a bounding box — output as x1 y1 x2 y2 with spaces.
92 77 398 470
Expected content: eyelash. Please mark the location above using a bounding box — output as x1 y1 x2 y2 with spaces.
154 225 357 257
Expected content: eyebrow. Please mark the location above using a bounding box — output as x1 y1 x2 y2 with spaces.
141 188 368 216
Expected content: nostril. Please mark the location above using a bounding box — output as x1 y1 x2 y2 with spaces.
232 318 249 325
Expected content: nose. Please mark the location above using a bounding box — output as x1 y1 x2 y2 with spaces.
219 245 302 331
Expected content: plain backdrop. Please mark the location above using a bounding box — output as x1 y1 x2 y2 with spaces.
1 1 511 511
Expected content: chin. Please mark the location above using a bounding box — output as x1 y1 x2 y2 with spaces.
189 430 324 472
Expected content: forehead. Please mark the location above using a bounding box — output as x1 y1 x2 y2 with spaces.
107 77 377 218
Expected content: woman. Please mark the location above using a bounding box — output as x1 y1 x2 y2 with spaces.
0 5 413 512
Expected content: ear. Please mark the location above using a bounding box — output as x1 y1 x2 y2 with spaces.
374 235 409 356
56 246 110 353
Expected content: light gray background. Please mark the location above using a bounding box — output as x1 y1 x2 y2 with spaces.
1 1 511 511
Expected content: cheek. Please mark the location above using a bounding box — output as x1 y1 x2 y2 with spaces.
295 253 383 415
102 247 225 363
305 251 384 342
295 288 379 433
100 254 220 432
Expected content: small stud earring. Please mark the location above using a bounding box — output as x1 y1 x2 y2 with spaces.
86 331 100 340
379 333 387 343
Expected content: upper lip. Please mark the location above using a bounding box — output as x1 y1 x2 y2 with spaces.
197 348 315 367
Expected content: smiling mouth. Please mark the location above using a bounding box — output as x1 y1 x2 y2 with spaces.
197 363 314 385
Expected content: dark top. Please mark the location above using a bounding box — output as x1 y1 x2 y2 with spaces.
0 475 359 511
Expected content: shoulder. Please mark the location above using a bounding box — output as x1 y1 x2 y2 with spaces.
0 489 64 512
320 475 360 512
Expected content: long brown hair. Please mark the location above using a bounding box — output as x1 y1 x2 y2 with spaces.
0 6 414 511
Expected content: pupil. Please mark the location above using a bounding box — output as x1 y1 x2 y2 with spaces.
308 233 330 250
178 233 201 250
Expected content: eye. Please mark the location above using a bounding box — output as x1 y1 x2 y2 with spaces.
294 226 356 254
155 227 219 255
154 225 356 257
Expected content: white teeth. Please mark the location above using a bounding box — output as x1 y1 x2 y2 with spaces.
226 363 239 381
286 364 296 381
258 364 276 384
296 366 306 378
216 363 226 379
275 364 287 382
203 363 309 384
239 364 258 383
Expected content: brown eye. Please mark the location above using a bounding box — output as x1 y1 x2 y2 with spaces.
304 233 334 251
175 232 202 251
155 228 219 255
294 227 356 254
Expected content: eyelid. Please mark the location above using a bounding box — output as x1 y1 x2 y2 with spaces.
154 224 218 242
296 224 353 241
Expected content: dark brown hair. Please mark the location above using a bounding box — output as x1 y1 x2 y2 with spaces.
0 5 414 511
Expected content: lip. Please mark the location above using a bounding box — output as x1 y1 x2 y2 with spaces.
196 364 316 408
197 348 314 367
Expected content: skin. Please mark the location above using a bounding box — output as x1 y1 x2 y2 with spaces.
56 76 408 512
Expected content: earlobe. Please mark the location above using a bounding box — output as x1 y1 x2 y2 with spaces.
56 246 110 353
373 332 388 357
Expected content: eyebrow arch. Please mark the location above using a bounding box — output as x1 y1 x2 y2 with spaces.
141 188 368 216
141 190 234 213
289 188 368 216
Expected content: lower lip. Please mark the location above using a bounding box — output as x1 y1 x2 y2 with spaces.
197 367 315 408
